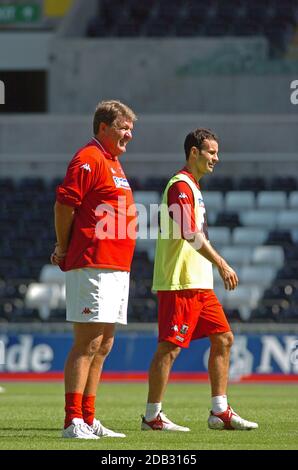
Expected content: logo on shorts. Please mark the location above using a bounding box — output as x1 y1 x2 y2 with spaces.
180 324 189 335
82 307 92 315
175 335 185 343
171 324 179 332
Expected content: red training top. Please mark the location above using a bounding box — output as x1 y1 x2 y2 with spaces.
167 167 209 240
56 138 137 272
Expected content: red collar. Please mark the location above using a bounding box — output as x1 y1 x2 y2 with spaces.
92 137 117 161
178 167 200 188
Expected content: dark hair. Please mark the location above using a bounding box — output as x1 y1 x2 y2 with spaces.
93 100 137 135
184 128 218 160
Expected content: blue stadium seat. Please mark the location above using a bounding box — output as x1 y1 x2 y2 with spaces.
252 246 284 268
236 176 266 192
269 177 297 192
240 265 276 289
288 191 298 209
215 212 240 229
204 176 234 192
0 178 15 192
276 265 298 282
116 21 141 37
232 227 268 246
266 230 293 247
208 227 231 247
225 191 255 212
240 210 277 229
175 19 204 37
256 191 287 210
250 304 281 322
18 177 46 191
144 177 168 192
277 210 298 229
203 191 224 213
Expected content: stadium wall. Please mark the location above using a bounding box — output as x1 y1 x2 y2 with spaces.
1 114 298 154
48 37 297 114
1 152 298 180
1 332 298 382
0 32 52 70
0 114 297 179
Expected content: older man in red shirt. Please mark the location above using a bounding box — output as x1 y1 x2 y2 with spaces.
51 100 137 439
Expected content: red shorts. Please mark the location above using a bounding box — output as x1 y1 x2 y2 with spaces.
157 289 231 348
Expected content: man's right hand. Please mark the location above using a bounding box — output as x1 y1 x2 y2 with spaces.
217 258 238 291
50 244 67 266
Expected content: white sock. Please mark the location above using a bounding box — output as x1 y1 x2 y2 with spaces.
212 395 228 414
145 403 162 421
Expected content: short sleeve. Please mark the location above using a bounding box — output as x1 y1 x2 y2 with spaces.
167 181 199 239
56 148 101 208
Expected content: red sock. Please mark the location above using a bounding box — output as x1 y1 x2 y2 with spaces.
64 392 83 429
82 395 96 426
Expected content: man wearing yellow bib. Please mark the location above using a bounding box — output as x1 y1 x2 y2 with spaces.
141 128 258 432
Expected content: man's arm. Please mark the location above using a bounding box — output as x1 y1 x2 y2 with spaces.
167 181 238 290
51 201 75 265
188 233 238 291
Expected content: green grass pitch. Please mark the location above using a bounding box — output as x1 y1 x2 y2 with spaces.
0 382 297 450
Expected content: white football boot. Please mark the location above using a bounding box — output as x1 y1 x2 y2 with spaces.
208 405 258 430
141 411 190 432
62 418 100 439
91 418 126 438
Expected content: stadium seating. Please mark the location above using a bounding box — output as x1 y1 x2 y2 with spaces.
240 265 276 288
134 190 160 228
203 191 224 212
256 191 287 210
269 176 297 192
221 246 253 266
240 210 277 228
232 227 268 246
291 229 298 243
236 176 266 192
214 212 240 229
208 227 231 248
39 265 66 285
222 285 263 321
25 283 61 320
277 210 298 229
1 176 298 323
252 246 285 268
86 0 298 56
288 191 298 209
266 230 293 247
225 191 255 212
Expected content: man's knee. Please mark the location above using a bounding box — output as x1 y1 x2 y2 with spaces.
72 336 102 357
98 337 114 358
86 337 103 356
156 341 181 362
73 323 105 356
210 331 234 350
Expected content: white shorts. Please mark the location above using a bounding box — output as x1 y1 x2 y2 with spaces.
65 268 130 324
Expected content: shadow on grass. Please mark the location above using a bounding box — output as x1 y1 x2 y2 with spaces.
0 427 60 431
